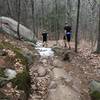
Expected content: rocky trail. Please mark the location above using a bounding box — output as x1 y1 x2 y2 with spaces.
29 40 100 100
0 32 100 100
29 47 81 100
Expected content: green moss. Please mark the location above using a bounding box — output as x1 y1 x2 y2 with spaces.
15 51 28 65
11 68 31 99
0 68 8 88
0 41 31 99
0 91 10 100
90 91 100 100
0 68 6 78
0 41 28 65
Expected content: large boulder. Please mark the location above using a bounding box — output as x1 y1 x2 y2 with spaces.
0 16 37 43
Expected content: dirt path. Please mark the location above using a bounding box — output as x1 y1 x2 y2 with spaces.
28 41 84 100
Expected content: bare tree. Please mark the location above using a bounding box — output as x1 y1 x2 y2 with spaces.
6 0 13 17
96 2 100 53
75 0 80 52
30 0 36 35
17 0 21 40
41 0 44 29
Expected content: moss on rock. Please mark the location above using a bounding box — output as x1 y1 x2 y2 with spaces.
11 68 31 99
90 91 100 100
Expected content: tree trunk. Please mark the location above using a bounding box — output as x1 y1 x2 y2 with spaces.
31 0 36 35
96 3 100 53
17 0 21 40
75 0 80 52
66 0 72 26
6 0 13 17
41 0 44 29
55 0 59 41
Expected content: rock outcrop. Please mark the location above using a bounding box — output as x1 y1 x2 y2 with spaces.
0 16 37 43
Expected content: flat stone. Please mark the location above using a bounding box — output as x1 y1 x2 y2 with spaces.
53 59 64 68
49 81 57 89
38 66 47 77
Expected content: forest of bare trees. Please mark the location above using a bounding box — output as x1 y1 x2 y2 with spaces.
0 0 99 49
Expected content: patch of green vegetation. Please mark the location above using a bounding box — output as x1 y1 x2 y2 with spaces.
0 41 28 65
0 68 6 78
0 28 4 33
0 41 32 99
90 91 100 100
1 41 21 52
11 68 31 99
0 68 8 88
0 91 10 100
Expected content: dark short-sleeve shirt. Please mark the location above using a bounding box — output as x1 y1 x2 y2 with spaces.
42 32 48 37
64 26 71 32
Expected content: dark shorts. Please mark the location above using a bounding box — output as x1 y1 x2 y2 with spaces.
66 34 71 42
43 37 47 42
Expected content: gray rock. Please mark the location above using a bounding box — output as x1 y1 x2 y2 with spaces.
53 59 64 68
49 81 57 89
0 49 6 56
0 16 37 43
89 80 100 93
38 67 47 77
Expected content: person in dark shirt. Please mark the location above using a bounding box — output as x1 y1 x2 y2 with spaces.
64 23 72 49
42 30 48 47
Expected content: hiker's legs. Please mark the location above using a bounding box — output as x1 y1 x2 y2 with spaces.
64 40 67 47
67 34 71 49
67 42 71 49
43 42 45 47
45 41 48 47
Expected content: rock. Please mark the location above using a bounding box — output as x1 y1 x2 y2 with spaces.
89 80 100 92
4 69 17 80
32 84 37 90
38 67 47 77
63 52 70 61
42 59 47 64
53 68 68 79
89 80 100 100
52 46 63 56
53 59 64 68
0 49 6 56
47 85 80 100
20 47 37 65
0 16 37 43
22 52 33 65
49 81 57 89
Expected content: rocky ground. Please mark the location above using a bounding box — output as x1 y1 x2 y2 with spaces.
0 32 100 100
29 40 100 100
0 32 38 100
